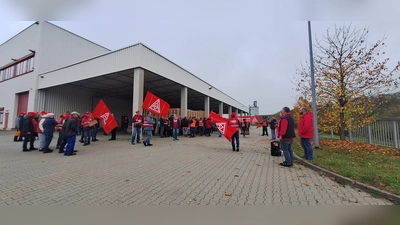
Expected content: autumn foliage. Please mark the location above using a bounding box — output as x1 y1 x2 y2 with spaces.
296 24 400 140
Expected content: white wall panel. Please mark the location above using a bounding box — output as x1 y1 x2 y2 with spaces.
0 23 40 66
42 85 93 117
37 22 110 74
38 44 142 88
42 85 131 125
37 43 248 112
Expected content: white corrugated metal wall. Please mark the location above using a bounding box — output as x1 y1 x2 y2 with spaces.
41 85 93 117
41 85 132 124
37 22 110 74
38 44 141 89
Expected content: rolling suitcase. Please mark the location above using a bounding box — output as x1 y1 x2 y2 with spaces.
270 141 282 156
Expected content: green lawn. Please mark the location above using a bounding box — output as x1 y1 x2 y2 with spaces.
292 140 400 199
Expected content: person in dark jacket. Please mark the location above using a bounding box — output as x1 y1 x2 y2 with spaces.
159 116 165 138
181 116 188 137
21 112 37 151
269 117 277 140
64 112 79 156
58 114 70 153
122 116 129 134
18 113 27 142
276 107 296 167
42 113 58 153
14 112 25 142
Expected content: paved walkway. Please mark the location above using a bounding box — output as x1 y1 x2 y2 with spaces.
0 127 392 205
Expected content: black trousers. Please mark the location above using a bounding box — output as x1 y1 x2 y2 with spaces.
22 134 35 150
59 138 67 151
262 126 269 135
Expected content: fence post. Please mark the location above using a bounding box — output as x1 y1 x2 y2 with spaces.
331 129 334 138
368 125 372 144
348 129 352 141
393 121 398 148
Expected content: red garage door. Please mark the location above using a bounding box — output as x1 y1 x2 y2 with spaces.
17 91 29 114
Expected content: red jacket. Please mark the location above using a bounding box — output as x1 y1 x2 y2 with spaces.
206 118 212 129
298 112 314 139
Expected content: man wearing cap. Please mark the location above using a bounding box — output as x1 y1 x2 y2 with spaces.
42 113 58 153
64 112 79 156
21 112 37 151
14 112 25 142
37 112 48 151
131 110 143 145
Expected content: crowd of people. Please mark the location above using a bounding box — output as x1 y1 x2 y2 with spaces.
14 110 116 156
130 111 219 146
13 106 315 165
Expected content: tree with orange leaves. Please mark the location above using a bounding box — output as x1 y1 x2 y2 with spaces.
296 24 400 140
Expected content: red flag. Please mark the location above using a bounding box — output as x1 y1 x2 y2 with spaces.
209 111 237 142
92 100 118 134
252 115 262 128
142 91 170 117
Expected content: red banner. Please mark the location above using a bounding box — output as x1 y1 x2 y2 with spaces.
92 100 118 134
237 115 261 128
210 111 237 142
142 91 170 117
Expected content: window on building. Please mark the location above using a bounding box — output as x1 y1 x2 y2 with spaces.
0 52 35 83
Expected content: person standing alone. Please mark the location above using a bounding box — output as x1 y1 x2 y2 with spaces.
298 107 314 160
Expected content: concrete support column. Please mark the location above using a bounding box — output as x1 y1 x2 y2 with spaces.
219 102 223 115
235 108 238 115
204 96 210 118
132 68 144 117
228 106 232 116
181 87 188 117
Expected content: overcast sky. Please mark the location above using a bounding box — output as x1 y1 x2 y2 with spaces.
1 0 399 114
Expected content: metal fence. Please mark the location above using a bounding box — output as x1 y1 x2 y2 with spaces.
328 118 400 149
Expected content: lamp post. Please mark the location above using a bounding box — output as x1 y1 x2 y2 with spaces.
308 21 320 148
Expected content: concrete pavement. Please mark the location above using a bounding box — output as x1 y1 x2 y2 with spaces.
0 127 392 205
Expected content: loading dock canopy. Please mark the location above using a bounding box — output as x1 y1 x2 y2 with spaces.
38 43 248 114
63 68 232 113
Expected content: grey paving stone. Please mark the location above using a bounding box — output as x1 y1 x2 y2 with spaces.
0 128 393 205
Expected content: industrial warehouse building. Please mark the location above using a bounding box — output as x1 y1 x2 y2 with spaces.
0 21 248 130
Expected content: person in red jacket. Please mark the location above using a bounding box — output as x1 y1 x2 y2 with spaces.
205 117 213 136
298 107 314 160
276 107 295 167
